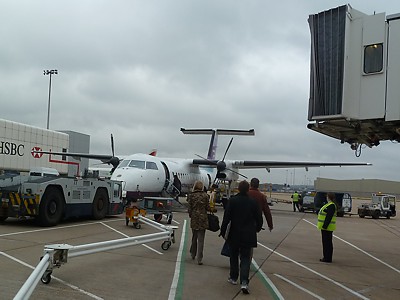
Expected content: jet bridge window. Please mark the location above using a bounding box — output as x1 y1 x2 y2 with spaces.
128 160 145 169
146 161 158 170
364 43 383 74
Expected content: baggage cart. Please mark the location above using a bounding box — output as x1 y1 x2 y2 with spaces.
139 197 174 224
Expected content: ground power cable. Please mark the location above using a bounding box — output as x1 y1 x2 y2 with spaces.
231 212 306 299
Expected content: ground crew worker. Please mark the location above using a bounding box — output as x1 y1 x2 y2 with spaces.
291 191 300 212
208 184 218 213
317 192 337 263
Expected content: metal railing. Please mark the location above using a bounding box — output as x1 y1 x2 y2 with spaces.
14 215 177 300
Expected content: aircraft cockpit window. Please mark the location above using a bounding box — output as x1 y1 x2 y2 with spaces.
117 160 130 168
146 161 158 170
128 160 145 169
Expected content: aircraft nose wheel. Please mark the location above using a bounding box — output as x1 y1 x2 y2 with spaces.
161 241 171 250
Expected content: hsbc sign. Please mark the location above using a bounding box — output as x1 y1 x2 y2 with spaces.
0 141 24 156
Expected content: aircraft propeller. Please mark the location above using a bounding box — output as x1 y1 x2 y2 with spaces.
196 137 247 181
98 134 121 173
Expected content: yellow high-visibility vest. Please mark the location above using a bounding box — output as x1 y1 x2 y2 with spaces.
317 202 337 231
292 192 299 202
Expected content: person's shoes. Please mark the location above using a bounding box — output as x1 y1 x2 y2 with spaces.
197 261 203 265
227 278 238 285
191 256 195 260
319 258 332 263
241 283 249 294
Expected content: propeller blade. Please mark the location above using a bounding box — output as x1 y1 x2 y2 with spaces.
111 134 115 157
195 154 217 165
222 138 233 161
226 167 248 179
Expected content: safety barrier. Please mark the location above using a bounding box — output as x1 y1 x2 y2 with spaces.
14 215 177 300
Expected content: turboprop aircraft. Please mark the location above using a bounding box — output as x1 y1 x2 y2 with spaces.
35 128 371 201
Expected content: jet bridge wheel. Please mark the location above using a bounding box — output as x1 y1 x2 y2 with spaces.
92 189 109 220
39 187 64 226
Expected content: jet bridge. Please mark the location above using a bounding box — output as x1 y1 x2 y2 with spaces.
307 5 400 153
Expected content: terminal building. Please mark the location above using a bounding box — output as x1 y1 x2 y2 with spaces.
314 177 400 198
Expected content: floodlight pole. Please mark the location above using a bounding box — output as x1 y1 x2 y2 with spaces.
43 69 58 129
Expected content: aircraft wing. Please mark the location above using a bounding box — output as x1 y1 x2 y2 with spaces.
192 159 371 170
34 150 114 163
33 150 125 173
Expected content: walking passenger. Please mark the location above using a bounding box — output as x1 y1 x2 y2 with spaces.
248 178 273 231
220 180 263 294
187 181 210 265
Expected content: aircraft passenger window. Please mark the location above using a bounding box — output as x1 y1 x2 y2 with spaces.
364 44 383 74
146 162 158 170
117 160 130 168
128 160 145 169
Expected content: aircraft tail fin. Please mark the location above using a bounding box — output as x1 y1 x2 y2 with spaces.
180 128 255 160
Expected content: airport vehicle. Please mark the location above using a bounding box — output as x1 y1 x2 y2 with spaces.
35 128 370 203
358 193 396 219
0 168 124 226
0 119 124 226
313 191 352 217
300 190 316 212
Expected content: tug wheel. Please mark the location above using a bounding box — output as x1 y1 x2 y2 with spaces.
154 214 162 222
134 223 141 229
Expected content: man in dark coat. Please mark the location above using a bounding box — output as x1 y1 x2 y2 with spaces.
220 180 263 294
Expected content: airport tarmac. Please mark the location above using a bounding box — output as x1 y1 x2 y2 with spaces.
1 193 399 300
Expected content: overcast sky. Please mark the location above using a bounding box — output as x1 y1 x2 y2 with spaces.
1 1 399 185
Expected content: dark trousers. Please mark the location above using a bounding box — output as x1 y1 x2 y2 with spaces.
321 230 333 262
293 202 300 212
190 229 205 263
228 244 252 284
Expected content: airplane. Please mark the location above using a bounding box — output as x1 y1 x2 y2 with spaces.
34 128 371 202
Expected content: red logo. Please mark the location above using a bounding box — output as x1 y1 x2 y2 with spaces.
31 147 43 158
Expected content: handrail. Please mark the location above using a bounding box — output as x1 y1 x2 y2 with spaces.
14 215 177 299
14 253 50 300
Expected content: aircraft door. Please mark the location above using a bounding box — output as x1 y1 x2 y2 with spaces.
161 161 171 190
160 161 179 197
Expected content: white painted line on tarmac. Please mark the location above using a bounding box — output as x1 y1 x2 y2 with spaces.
252 258 284 299
168 219 187 300
100 222 163 255
302 219 400 274
0 218 122 237
257 242 369 300
0 251 104 300
274 273 325 300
